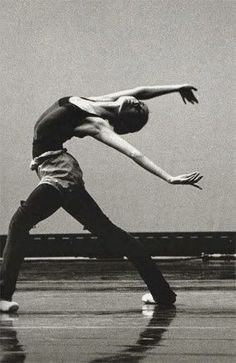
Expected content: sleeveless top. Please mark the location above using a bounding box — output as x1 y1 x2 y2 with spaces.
32 96 96 158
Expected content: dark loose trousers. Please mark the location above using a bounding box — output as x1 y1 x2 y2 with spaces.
0 183 175 304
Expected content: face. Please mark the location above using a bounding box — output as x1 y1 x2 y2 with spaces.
115 100 149 135
121 100 149 119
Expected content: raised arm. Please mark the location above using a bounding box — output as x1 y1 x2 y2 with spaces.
90 84 198 104
92 126 202 188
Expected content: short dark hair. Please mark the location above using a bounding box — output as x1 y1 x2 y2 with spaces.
114 105 149 135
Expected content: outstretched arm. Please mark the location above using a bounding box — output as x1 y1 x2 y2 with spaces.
92 126 202 188
90 84 198 104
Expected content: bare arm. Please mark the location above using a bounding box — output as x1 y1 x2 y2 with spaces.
93 127 172 182
91 126 202 187
90 84 198 103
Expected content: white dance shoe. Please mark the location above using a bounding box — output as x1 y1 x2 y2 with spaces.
142 291 176 306
0 299 19 313
142 293 156 304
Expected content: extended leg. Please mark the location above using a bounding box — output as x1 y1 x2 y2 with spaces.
62 185 176 305
0 184 62 301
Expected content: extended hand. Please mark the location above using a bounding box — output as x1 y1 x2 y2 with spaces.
170 172 203 189
179 85 198 104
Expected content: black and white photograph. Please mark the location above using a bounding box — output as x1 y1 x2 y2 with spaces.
0 0 235 362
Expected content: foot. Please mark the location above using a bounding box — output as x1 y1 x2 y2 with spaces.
0 300 19 313
142 293 156 304
142 291 176 306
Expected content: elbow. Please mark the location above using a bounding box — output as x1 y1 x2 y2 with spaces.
131 152 144 162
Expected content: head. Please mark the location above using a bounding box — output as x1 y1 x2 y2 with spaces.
114 99 149 135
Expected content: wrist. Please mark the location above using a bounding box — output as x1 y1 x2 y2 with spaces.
167 175 174 184
177 84 188 91
166 85 183 94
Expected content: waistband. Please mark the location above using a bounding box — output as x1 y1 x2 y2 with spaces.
30 149 67 170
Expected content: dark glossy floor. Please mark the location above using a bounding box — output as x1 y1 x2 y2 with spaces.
0 259 235 362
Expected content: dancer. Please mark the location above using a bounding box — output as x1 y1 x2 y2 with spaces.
0 84 202 312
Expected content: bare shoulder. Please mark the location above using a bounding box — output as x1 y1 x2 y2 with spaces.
69 96 79 102
73 116 111 138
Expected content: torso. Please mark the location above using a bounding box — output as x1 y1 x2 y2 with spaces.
32 96 99 158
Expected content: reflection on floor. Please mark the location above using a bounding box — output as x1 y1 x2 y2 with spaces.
0 259 235 363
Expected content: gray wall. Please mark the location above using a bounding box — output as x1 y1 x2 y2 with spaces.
0 0 234 233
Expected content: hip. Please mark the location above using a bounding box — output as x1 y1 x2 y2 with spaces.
30 149 84 192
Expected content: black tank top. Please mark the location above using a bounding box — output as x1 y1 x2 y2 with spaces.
32 97 95 158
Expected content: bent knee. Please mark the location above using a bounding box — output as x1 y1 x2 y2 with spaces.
82 214 115 235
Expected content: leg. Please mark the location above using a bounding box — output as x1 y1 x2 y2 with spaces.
62 185 176 305
0 184 62 301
